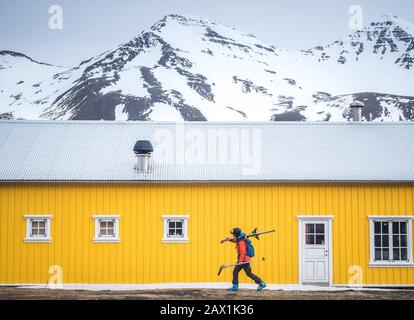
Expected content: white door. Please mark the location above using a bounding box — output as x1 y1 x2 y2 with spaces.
301 220 330 284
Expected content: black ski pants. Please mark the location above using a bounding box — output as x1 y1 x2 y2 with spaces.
232 263 262 285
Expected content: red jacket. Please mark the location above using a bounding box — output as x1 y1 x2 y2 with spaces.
230 236 251 263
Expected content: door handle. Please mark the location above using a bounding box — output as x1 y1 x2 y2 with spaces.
325 250 328 256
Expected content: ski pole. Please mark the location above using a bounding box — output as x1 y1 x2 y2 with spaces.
217 257 265 276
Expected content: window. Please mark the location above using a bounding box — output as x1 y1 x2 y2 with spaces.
24 215 52 242
305 223 325 245
369 217 413 267
93 215 120 243
162 215 189 243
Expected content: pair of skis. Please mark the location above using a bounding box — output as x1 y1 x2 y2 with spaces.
220 228 275 244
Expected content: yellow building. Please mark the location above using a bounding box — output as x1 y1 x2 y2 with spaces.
0 120 413 287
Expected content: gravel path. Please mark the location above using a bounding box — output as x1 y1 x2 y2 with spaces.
1 287 413 300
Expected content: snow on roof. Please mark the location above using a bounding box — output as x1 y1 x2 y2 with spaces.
0 120 413 182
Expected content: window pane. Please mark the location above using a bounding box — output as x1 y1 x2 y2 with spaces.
175 228 183 235
382 248 389 261
382 235 389 247
107 228 114 236
393 248 400 261
306 224 314 233
393 235 400 247
374 222 381 234
175 221 183 229
400 222 407 234
392 222 399 234
375 248 382 260
400 235 407 247
107 221 114 228
168 229 176 236
316 235 324 245
374 235 381 247
169 222 175 229
381 222 389 234
100 228 107 236
315 224 324 233
30 219 48 237
306 235 314 245
401 248 408 261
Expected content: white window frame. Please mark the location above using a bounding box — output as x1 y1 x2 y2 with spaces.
93 215 120 243
24 215 52 242
369 216 414 267
162 215 189 243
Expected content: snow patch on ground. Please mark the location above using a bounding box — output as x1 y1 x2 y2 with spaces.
114 104 128 121
100 66 149 97
149 102 183 121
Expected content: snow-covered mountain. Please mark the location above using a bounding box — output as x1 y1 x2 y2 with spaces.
1 14 414 121
0 51 65 119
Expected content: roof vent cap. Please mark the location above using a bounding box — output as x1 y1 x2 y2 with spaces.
350 100 365 122
133 140 153 154
133 140 153 172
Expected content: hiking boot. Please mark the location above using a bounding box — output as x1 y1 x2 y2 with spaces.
257 281 266 291
227 284 239 292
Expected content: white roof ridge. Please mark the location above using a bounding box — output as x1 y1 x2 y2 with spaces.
1 120 413 126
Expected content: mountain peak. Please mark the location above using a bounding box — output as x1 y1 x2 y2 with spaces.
367 14 414 36
150 13 224 33
376 14 400 22
302 14 414 71
0 50 57 66
1 50 32 60
350 14 414 50
163 13 194 21
145 13 267 53
163 13 217 24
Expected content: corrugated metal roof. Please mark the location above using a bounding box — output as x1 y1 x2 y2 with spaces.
0 120 413 182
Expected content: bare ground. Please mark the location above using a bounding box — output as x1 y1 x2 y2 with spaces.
0 287 413 300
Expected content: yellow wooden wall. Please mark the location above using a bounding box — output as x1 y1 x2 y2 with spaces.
0 183 413 285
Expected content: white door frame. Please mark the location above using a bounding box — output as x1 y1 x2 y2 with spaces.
297 215 334 286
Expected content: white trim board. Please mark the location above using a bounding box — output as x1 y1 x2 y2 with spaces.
369 263 414 268
368 216 414 220
297 216 333 287
333 284 414 289
297 215 334 220
1 283 409 292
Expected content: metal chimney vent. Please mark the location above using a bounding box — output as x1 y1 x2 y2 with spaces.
350 100 365 122
133 140 153 172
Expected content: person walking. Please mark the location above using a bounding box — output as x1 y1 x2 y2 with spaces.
226 227 266 292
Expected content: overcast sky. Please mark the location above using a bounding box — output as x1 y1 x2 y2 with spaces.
1 0 413 66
